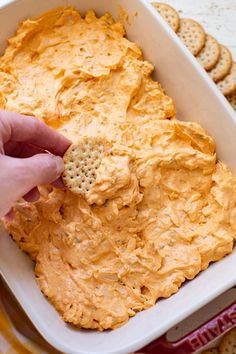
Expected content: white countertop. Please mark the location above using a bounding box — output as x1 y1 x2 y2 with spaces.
148 0 236 60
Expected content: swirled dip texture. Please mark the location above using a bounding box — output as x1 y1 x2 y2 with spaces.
2 8 236 330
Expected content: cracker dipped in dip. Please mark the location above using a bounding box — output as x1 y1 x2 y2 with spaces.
1 8 236 330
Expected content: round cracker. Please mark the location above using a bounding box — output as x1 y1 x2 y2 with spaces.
226 90 236 111
177 18 206 56
62 136 105 196
217 62 236 96
202 349 219 354
197 34 220 71
152 2 180 32
219 327 236 354
209 45 232 83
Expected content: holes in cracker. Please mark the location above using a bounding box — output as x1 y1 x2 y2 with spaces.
63 137 105 196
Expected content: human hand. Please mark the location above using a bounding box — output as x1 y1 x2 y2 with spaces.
0 110 71 218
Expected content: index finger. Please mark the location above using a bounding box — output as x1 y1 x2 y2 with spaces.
0 110 71 156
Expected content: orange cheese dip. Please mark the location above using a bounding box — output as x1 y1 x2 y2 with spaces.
2 8 236 330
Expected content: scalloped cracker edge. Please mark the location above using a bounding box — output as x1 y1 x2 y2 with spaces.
152 2 180 32
197 34 220 71
177 18 206 56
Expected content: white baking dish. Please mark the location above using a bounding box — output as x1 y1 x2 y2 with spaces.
0 1 236 353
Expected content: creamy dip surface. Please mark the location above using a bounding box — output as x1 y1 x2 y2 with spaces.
2 8 236 330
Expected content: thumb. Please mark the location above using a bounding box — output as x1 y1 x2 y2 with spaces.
0 154 64 217
15 153 65 187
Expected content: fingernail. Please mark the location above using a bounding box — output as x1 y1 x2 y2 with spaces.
53 156 64 177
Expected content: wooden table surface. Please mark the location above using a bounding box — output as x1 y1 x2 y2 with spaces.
148 0 236 60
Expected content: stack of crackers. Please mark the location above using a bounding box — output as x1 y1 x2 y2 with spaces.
152 2 236 112
202 327 236 354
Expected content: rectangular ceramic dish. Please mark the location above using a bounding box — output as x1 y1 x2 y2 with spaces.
0 1 236 353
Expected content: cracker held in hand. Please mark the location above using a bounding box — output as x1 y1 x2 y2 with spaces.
219 327 236 354
209 45 232 83
227 90 236 111
197 34 220 71
217 62 236 96
152 2 180 32
177 18 206 56
62 136 105 196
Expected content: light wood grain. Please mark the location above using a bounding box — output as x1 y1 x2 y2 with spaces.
148 0 236 60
